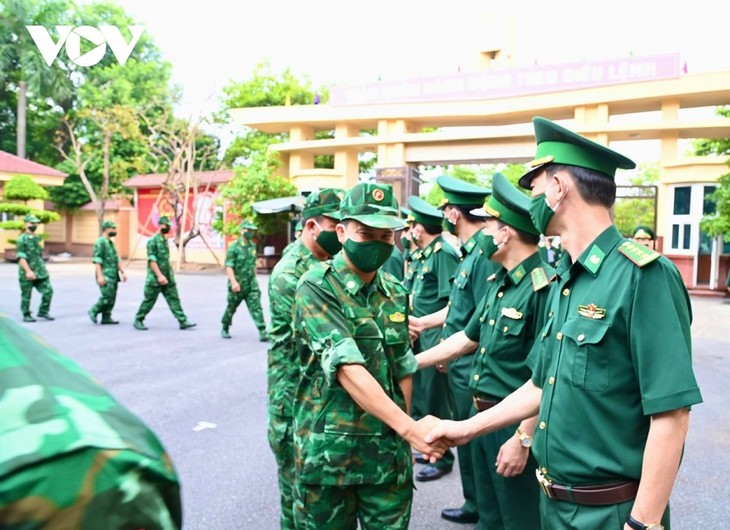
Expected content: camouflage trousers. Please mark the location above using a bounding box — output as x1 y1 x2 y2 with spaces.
19 277 53 317
268 413 296 530
90 279 118 318
135 282 188 323
221 283 266 332
293 478 413 530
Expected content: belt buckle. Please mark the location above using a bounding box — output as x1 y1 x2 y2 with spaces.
535 469 554 499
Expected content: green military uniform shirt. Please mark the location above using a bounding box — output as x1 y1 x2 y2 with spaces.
530 226 703 486
465 252 553 398
382 245 405 282
268 239 320 418
92 236 120 281
410 235 459 319
146 233 173 284
225 237 258 289
403 247 423 293
16 232 48 279
293 253 417 486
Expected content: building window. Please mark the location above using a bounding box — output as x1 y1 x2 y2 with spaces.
703 185 717 215
672 224 680 248
683 224 692 250
673 186 691 215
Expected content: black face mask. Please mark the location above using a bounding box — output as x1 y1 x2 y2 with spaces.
160 226 171 234
28 225 38 232
109 231 117 237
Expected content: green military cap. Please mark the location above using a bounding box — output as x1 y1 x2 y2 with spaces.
408 196 444 226
633 225 655 240
158 215 172 226
400 206 412 219
240 220 258 231
435 175 491 208
472 173 539 235
102 220 117 229
518 117 636 189
302 188 345 220
23 214 41 223
339 182 405 230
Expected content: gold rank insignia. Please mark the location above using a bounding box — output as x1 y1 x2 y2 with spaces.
501 307 523 319
389 312 406 323
577 303 606 319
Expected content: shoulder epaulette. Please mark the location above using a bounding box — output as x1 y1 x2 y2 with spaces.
617 240 661 267
531 267 551 292
433 241 443 253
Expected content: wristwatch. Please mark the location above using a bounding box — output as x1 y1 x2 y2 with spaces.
626 514 664 530
516 427 533 448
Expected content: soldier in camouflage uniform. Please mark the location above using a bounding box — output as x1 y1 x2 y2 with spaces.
16 214 54 322
267 188 343 529
291 182 447 530
0 312 182 529
133 216 196 330
88 220 127 325
221 221 267 340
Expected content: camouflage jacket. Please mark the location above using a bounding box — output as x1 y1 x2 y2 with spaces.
146 233 174 285
225 237 257 288
92 236 120 281
292 254 417 486
16 232 48 280
0 313 181 529
267 239 320 418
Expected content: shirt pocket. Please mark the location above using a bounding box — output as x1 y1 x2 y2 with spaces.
323 389 385 437
561 317 611 392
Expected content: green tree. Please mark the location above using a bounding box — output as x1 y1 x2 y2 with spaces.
0 174 60 232
213 153 298 246
423 163 527 206
613 163 659 236
696 106 730 239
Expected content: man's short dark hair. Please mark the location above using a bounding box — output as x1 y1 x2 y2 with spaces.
496 220 540 246
548 164 616 208
449 204 485 223
421 223 443 236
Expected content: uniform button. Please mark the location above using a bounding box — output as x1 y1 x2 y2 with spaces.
497 292 504 298
541 467 548 475
562 288 570 296
556 332 563 340
539 421 546 430
503 326 509 333
442 323 446 328
548 311 553 317
447 301 451 306
473 374 480 381
577 333 585 342
480 347 486 353
548 376 555 385
479 317 484 322
489 319 495 326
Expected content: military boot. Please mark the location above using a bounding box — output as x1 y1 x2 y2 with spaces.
23 314 36 323
133 320 148 330
179 320 197 330
88 309 98 324
221 326 231 339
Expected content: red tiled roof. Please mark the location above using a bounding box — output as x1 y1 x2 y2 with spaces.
124 170 235 188
0 150 67 178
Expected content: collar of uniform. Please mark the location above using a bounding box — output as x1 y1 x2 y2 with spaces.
460 231 480 257
422 234 443 258
333 252 368 295
507 251 543 285
574 225 623 277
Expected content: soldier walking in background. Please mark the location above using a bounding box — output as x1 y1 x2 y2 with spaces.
88 220 126 325
16 213 53 322
133 216 196 331
221 221 268 340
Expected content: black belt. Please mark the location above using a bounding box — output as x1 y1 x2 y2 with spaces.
472 395 500 412
535 469 639 506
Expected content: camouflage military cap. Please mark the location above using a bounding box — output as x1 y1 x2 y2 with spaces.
339 182 405 229
158 215 172 226
102 220 117 229
23 214 41 223
302 188 345 220
240 220 258 231
407 196 443 226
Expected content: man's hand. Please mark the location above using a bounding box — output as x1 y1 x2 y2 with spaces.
495 434 529 477
425 419 475 448
25 269 36 281
404 415 449 462
231 280 241 293
408 315 424 341
97 275 107 287
157 274 169 286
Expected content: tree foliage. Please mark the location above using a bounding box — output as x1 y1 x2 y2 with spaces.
695 106 730 239
0 174 59 230
613 163 659 237
423 163 527 206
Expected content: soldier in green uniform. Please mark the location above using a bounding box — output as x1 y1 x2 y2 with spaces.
417 173 552 530
408 175 497 523
291 182 447 530
267 188 344 529
133 216 196 331
407 195 460 482
221 221 268 340
425 117 703 530
632 225 656 249
0 312 182 529
88 220 127 325
15 214 53 322
401 209 423 292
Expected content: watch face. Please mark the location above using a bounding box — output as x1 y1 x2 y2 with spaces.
520 437 532 448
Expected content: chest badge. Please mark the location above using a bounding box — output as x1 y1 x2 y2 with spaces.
389 311 406 323
577 303 606 319
501 307 523 320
